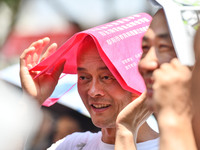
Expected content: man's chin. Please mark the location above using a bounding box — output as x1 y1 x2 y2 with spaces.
92 119 115 129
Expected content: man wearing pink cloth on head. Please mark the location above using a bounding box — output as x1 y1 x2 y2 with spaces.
20 13 159 150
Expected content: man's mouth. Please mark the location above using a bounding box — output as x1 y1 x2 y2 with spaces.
91 104 111 109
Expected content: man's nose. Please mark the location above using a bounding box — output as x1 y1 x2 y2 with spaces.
138 48 159 75
88 79 104 98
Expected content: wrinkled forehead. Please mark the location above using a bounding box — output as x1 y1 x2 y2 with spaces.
78 47 103 64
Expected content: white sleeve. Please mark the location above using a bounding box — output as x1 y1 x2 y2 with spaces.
47 138 65 150
47 131 93 150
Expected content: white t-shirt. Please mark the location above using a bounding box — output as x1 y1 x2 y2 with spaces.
48 131 159 150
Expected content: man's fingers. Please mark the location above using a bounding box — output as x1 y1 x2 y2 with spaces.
27 37 50 65
171 58 191 72
38 37 51 55
31 37 50 65
20 37 50 69
20 47 35 68
40 43 57 62
134 91 152 114
126 91 148 113
28 39 43 50
29 37 49 49
134 91 147 104
41 37 50 47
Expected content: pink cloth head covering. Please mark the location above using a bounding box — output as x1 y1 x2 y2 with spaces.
30 13 152 106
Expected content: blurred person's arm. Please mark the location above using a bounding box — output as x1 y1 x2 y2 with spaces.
191 62 200 150
192 104 200 150
20 37 65 105
115 92 152 150
153 58 197 150
192 28 200 150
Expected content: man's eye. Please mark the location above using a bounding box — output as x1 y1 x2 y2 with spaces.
78 76 91 83
102 76 111 80
141 45 150 58
159 45 171 52
101 75 116 81
142 45 150 52
79 76 86 80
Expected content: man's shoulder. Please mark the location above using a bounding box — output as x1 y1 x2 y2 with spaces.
47 131 102 150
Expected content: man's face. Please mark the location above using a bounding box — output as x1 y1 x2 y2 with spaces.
77 45 134 128
138 9 177 100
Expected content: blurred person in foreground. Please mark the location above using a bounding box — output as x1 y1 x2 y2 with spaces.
115 8 198 150
0 80 42 150
140 9 197 150
150 21 200 150
19 34 159 149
